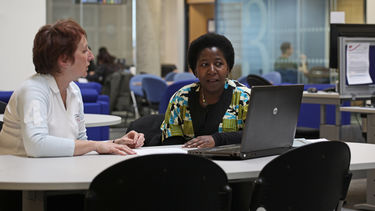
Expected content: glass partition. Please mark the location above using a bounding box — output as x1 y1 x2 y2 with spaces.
47 0 133 67
216 0 330 84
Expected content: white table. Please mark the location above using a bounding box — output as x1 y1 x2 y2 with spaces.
340 106 375 210
1 142 375 210
84 113 121 127
0 114 121 128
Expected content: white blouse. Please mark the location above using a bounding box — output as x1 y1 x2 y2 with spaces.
0 74 87 157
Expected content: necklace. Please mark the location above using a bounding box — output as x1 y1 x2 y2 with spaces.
201 91 208 106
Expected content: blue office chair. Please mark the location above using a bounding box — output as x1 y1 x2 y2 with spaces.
129 74 160 97
142 75 168 113
86 154 232 211
262 71 281 84
250 141 352 211
158 78 199 114
129 74 160 117
237 75 248 87
164 71 177 81
275 69 298 83
173 72 196 81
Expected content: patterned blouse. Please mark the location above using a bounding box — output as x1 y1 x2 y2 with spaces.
160 79 251 142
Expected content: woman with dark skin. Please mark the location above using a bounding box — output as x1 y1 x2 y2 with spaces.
161 33 251 148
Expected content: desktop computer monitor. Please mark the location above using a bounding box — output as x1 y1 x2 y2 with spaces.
330 24 375 69
330 24 375 100
337 37 375 100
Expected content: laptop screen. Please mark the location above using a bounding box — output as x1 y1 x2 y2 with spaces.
240 85 304 153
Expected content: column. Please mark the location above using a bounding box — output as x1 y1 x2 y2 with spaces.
136 0 162 76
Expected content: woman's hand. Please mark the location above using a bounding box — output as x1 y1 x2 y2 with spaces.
183 135 215 148
95 141 136 155
114 130 145 148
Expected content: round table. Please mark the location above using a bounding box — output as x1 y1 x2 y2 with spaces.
84 113 121 127
0 114 121 128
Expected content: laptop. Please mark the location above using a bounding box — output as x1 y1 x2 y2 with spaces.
188 84 304 160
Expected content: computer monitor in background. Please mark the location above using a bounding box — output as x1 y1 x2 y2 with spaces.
330 24 375 101
338 37 375 100
330 24 375 69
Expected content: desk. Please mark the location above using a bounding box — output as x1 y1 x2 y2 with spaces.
1 142 375 210
302 91 343 140
0 114 121 128
340 106 375 210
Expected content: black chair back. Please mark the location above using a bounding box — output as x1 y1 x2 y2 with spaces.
250 141 352 211
126 114 165 146
86 154 232 211
246 74 272 87
0 101 7 131
0 101 6 114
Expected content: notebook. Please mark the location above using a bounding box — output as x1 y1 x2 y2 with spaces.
188 84 304 160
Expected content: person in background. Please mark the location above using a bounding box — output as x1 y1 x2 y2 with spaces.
160 33 251 148
85 46 98 82
0 19 144 157
274 42 308 83
88 47 118 85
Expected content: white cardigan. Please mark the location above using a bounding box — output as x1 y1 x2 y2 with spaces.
0 74 87 157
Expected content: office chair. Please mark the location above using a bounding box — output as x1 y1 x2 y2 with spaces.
164 71 177 81
129 74 160 97
249 141 352 211
158 78 199 114
86 154 232 211
129 74 161 116
0 100 6 114
173 72 196 81
142 76 168 113
262 71 281 84
161 64 177 78
126 114 165 146
0 101 7 131
246 74 272 87
275 69 298 83
237 75 248 87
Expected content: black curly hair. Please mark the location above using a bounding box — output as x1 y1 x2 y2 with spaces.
187 33 235 73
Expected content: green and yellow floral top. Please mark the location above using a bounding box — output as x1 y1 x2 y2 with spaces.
160 79 251 143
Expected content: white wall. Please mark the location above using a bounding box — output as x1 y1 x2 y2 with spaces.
367 0 375 23
0 0 46 90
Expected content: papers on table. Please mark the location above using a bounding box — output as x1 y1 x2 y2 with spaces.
346 43 372 85
293 138 328 147
134 147 188 156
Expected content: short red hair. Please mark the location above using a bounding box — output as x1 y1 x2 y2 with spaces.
33 19 86 74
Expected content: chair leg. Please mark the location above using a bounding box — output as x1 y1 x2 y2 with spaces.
335 200 344 211
130 91 140 119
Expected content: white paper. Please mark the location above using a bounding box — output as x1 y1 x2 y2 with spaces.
134 147 188 156
293 138 328 147
346 43 372 85
330 11 345 24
